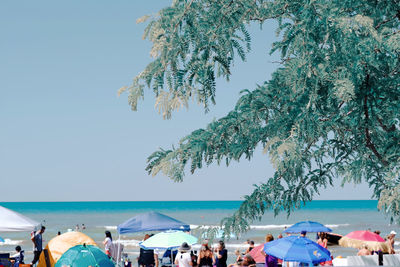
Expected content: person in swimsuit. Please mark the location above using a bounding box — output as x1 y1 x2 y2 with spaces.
317 232 328 248
197 242 214 267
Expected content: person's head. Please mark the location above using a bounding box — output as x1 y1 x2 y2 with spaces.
40 226 46 234
235 249 241 256
144 234 150 241
390 230 397 237
218 240 225 250
57 231 61 235
179 242 191 253
300 230 307 237
265 233 274 243
105 231 112 240
243 254 255 266
374 230 381 235
15 246 21 252
361 243 368 250
249 240 254 246
319 232 326 239
201 241 210 251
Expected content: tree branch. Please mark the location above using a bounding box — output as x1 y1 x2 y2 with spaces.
377 117 396 132
363 75 389 166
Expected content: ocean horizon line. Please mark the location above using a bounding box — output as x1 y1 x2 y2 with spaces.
0 199 376 203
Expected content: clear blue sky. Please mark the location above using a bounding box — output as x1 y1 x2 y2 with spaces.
0 1 371 201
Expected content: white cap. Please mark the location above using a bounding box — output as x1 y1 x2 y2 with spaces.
390 230 397 235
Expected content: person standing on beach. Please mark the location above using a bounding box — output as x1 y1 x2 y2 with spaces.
103 231 113 258
261 234 278 267
175 242 193 267
197 242 214 267
245 241 255 254
387 231 396 254
138 234 159 267
31 226 45 265
215 241 227 267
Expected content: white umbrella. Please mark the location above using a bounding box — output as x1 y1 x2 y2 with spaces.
0 205 39 232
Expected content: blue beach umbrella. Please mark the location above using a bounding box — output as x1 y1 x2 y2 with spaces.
139 230 197 250
283 221 332 234
263 236 331 266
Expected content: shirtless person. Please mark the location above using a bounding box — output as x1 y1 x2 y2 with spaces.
357 244 371 256
387 231 396 254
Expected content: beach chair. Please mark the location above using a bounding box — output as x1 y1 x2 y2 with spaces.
347 255 378 266
383 254 400 266
0 253 11 267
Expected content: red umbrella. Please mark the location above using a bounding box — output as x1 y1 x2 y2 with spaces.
249 244 265 263
339 230 388 252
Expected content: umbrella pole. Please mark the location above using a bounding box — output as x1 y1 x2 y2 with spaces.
171 248 175 267
117 233 121 266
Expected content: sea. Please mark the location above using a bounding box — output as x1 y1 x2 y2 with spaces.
0 200 398 263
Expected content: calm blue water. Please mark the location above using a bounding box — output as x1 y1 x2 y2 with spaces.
0 200 396 263
0 200 380 212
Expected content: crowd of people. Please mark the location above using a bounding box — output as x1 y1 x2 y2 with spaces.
130 230 397 267
8 227 398 266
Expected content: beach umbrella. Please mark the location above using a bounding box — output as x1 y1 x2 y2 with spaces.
263 236 331 266
338 230 389 252
118 211 190 234
249 243 265 263
139 230 197 250
0 205 39 232
37 231 97 267
283 221 332 234
55 244 114 267
0 237 4 243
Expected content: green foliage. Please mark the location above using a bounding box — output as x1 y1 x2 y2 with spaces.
125 0 400 237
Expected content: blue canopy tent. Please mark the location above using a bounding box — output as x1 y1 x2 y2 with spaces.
117 211 190 234
116 212 190 265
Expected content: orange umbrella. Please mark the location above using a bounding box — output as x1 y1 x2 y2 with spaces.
339 230 388 252
37 231 97 267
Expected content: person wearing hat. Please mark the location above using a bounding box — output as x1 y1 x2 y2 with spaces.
300 231 307 237
387 231 397 254
175 242 193 267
